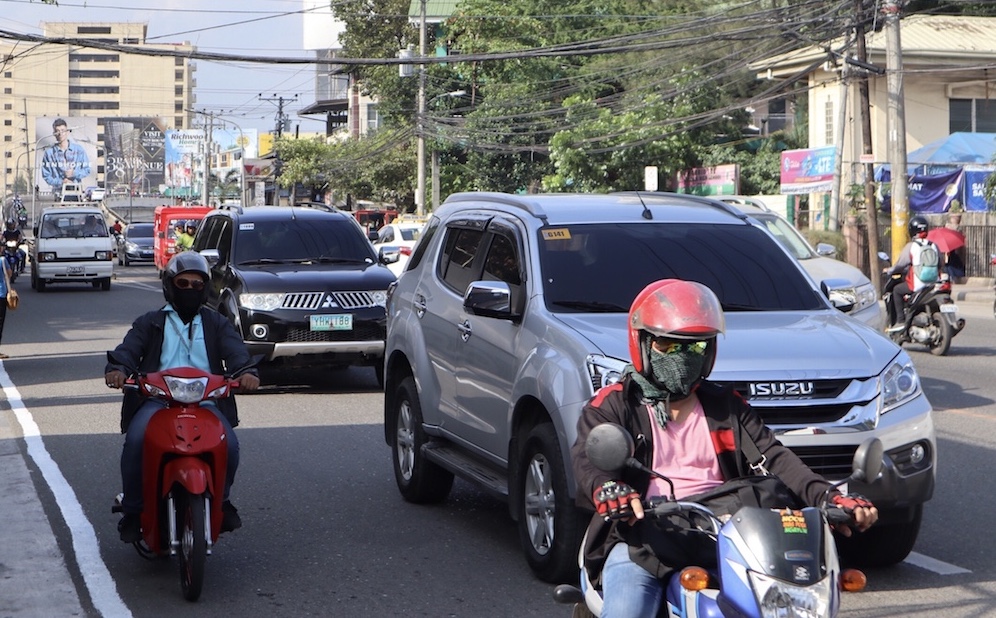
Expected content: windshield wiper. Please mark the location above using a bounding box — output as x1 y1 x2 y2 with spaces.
311 257 369 264
550 300 627 312
720 303 762 311
237 258 287 265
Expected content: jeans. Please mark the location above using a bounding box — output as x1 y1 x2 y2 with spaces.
120 399 239 514
601 542 664 618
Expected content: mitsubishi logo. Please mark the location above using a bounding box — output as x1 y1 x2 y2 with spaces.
321 294 339 308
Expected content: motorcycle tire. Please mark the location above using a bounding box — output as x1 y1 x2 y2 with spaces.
927 307 953 357
390 376 454 503
177 491 207 602
516 423 585 584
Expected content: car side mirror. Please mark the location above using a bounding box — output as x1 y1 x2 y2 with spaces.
379 248 400 264
463 280 513 319
200 248 220 267
814 242 837 258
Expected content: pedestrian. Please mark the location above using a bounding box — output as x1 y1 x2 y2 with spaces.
0 255 18 359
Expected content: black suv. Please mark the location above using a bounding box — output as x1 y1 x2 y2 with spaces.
192 205 396 384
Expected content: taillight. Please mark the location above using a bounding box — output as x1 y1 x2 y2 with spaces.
400 246 412 256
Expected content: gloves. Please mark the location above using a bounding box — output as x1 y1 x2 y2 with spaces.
831 493 874 514
593 480 640 521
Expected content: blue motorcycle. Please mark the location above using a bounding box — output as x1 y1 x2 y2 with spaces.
554 424 883 618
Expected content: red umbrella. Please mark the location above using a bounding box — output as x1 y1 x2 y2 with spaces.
926 227 965 253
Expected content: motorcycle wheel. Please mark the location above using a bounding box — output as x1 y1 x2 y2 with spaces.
391 375 453 503
177 491 207 602
928 308 953 357
516 423 585 584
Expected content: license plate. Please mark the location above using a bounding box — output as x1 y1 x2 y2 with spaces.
310 314 353 331
67 266 84 275
940 304 958 314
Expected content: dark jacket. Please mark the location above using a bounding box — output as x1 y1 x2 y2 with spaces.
572 376 836 584
104 306 257 433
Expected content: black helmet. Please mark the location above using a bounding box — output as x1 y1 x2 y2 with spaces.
908 215 929 237
5 219 14 229
162 251 210 305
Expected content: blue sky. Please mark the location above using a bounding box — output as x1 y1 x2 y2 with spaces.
0 0 328 134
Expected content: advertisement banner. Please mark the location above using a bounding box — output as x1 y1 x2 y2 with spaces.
34 116 99 195
963 166 995 211
877 168 964 213
212 128 258 159
165 130 204 198
102 117 166 197
780 147 835 194
675 164 739 196
244 159 275 182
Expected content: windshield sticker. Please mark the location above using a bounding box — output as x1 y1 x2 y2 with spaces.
542 228 571 241
239 223 255 231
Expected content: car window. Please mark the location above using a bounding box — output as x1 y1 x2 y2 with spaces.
233 218 375 264
127 225 154 239
538 222 825 313
406 217 439 272
439 226 485 293
399 228 420 241
377 227 395 243
755 215 815 260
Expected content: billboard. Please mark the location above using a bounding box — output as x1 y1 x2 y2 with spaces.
780 147 835 194
675 164 740 196
34 116 99 194
102 117 167 196
212 128 258 159
165 130 204 198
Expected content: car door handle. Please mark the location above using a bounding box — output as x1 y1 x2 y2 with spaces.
457 319 472 342
414 293 427 318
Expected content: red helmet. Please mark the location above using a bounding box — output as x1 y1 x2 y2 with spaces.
628 279 725 376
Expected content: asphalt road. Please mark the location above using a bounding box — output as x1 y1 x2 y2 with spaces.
2 269 996 617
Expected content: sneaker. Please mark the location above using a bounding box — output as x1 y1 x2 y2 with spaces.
118 513 141 543
220 501 242 533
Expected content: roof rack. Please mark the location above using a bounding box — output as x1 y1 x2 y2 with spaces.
610 191 750 221
444 192 548 222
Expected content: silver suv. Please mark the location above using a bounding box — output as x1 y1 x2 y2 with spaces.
383 192 935 582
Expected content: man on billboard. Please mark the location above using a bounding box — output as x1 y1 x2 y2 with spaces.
41 118 91 192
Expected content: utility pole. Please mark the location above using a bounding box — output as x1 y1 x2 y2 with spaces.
259 94 298 205
855 0 882 291
884 0 910 260
829 65 849 232
416 0 427 217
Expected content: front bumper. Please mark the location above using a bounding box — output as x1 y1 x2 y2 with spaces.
240 305 387 362
34 261 113 282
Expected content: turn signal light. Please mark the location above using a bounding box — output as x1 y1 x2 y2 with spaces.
679 566 710 591
840 568 867 592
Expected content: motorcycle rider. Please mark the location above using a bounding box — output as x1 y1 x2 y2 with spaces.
571 279 878 618
2 219 26 274
884 215 943 333
104 252 260 543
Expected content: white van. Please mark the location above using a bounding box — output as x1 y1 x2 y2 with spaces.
31 205 114 291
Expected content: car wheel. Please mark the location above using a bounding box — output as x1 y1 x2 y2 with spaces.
36 273 45 292
101 277 111 291
29 268 36 290
836 504 922 567
123 254 130 267
391 376 453 503
516 423 585 583
373 358 384 390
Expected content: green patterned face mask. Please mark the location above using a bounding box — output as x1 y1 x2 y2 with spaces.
648 347 706 399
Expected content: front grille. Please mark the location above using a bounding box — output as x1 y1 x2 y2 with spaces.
286 323 383 342
753 404 853 426
729 379 852 401
281 291 378 310
788 445 857 479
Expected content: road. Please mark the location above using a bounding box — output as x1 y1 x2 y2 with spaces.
1 268 995 617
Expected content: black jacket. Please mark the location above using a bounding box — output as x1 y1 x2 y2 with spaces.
104 306 257 433
572 376 836 583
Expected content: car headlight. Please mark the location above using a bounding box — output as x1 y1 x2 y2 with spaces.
369 289 388 307
881 351 920 412
749 570 832 618
126 241 139 251
586 354 627 392
239 293 284 311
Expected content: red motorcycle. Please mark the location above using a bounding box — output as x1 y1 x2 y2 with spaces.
110 358 247 601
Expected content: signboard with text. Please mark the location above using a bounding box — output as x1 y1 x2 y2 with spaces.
675 163 739 196
780 146 835 194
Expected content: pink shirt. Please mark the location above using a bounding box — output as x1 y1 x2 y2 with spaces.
645 398 724 500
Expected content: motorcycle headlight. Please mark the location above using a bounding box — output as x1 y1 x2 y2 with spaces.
749 571 832 618
163 375 208 404
881 351 920 412
586 354 627 392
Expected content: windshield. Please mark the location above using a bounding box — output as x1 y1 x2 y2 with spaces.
39 213 108 238
127 224 154 239
753 214 816 260
538 222 825 313
234 218 377 265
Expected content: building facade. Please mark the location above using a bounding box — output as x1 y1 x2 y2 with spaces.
0 22 195 197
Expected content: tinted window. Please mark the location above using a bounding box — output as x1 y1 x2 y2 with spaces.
233 218 375 264
538 223 824 313
406 217 439 272
439 227 484 293
126 224 154 239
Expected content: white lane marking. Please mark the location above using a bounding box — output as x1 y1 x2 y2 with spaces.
0 363 132 617
904 551 972 575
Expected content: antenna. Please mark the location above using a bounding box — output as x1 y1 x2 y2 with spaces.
635 191 653 220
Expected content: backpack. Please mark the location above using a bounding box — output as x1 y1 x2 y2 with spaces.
912 239 939 284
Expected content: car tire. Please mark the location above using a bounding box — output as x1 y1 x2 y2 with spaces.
101 277 111 291
516 423 585 584
836 504 922 567
391 376 453 503
123 254 130 267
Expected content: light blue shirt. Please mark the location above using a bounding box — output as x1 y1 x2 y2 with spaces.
160 305 210 371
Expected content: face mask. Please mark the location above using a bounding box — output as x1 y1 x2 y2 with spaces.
171 288 204 323
648 347 707 398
